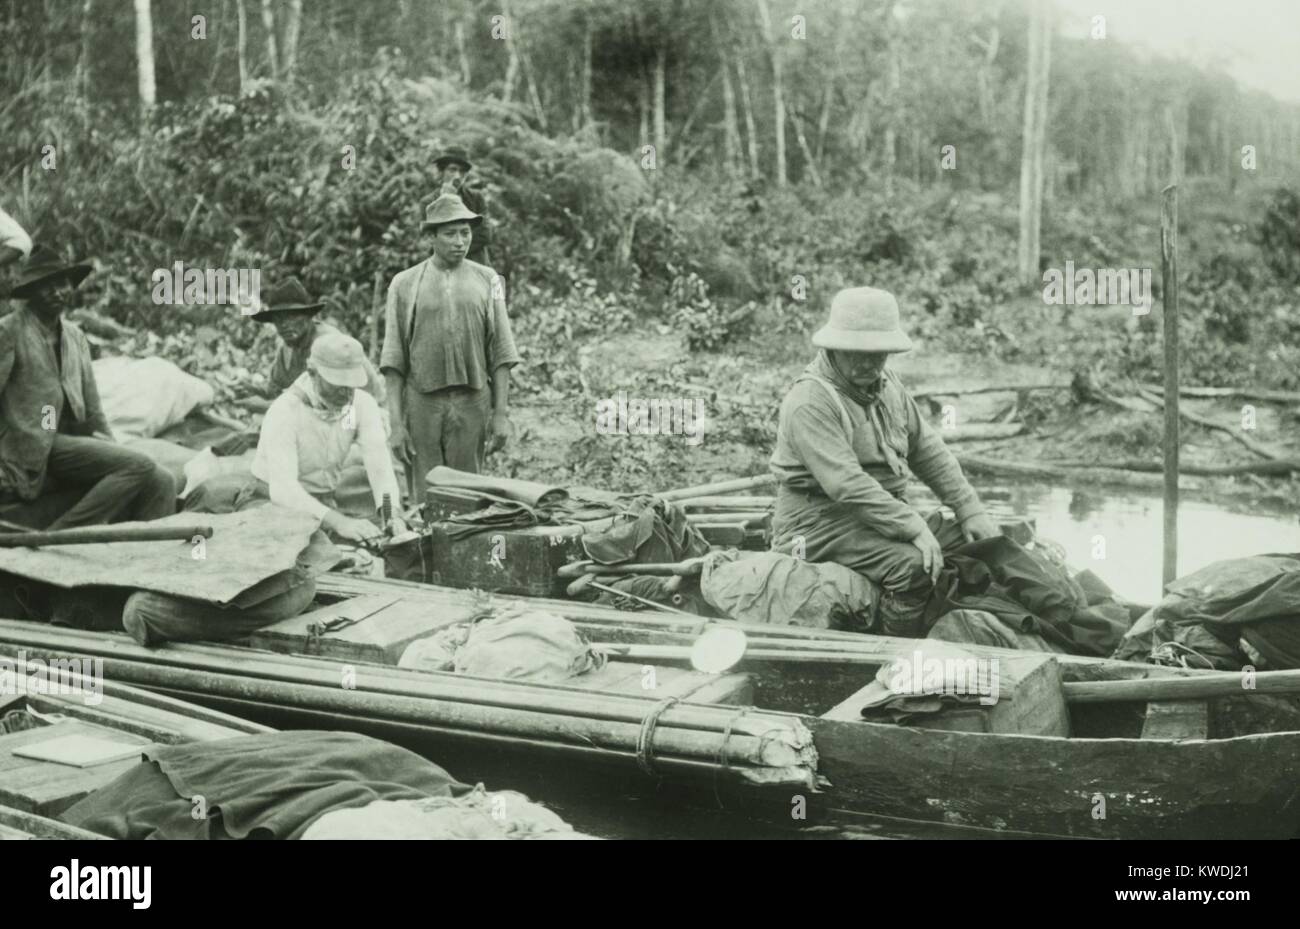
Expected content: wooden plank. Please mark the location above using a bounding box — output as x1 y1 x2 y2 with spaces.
1141 700 1208 741
0 721 151 816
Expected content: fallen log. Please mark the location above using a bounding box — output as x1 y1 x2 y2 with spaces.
911 383 1069 399
659 474 775 501
937 423 1026 442
1136 386 1282 461
1044 457 1300 476
1142 384 1300 405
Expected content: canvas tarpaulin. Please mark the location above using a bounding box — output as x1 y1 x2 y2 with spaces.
0 506 326 605
700 550 877 630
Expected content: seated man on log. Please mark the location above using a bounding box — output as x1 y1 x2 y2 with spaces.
238 277 385 413
769 287 998 636
187 331 403 543
0 246 176 529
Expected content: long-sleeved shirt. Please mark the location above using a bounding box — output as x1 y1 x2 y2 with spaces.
251 374 399 522
0 206 32 258
770 366 985 541
268 320 386 403
380 257 521 394
0 307 111 501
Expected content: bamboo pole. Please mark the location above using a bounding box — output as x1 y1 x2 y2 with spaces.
1161 184 1179 588
1065 669 1300 704
0 525 213 547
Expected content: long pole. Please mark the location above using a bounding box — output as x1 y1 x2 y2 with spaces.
1161 185 1179 587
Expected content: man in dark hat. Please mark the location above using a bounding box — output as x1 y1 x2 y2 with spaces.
432 145 491 265
381 193 521 492
0 246 176 528
240 276 385 412
770 287 997 636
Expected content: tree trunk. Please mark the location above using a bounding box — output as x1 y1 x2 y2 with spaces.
755 0 785 186
578 18 593 130
235 0 248 93
260 0 279 81
735 53 761 179
75 0 95 100
283 0 302 79
882 2 901 187
653 44 666 159
132 0 156 111
454 20 471 85
719 50 741 175
502 0 519 103
789 103 822 186
1016 0 1052 283
638 61 650 148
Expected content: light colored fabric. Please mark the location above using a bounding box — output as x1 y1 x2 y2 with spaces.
0 206 32 257
700 550 877 630
269 321 386 402
770 357 984 542
93 356 215 439
251 373 398 520
928 609 1058 653
300 787 588 840
380 257 521 392
438 608 605 683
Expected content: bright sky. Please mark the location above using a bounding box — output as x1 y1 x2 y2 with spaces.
1055 0 1300 103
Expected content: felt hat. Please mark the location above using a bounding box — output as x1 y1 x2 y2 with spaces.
8 244 92 299
308 332 368 388
421 194 482 229
249 277 324 323
433 146 473 171
812 287 913 353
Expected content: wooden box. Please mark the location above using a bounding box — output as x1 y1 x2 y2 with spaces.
423 519 613 597
250 594 480 665
822 653 1070 737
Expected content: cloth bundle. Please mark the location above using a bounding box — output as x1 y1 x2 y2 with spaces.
300 785 591 840
700 550 877 630
580 494 710 566
399 607 606 683
1113 554 1300 670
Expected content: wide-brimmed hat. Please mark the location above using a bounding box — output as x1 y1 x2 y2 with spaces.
249 277 324 323
308 332 368 388
421 193 482 230
433 146 473 171
812 287 913 353
8 244 92 299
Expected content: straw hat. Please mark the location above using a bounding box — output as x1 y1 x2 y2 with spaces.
812 287 913 353
421 194 482 229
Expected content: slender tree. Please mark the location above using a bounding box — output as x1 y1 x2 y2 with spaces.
1017 0 1052 282
133 0 156 111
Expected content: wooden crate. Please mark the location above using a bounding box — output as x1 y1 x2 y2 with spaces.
0 720 151 816
251 594 480 665
822 653 1070 737
423 520 613 597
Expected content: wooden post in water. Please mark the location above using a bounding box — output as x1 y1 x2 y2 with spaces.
1161 185 1180 587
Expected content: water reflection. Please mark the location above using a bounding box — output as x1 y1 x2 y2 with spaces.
1007 485 1300 604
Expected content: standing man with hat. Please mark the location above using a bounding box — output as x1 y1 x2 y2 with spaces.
432 145 491 265
381 193 522 492
769 287 998 635
241 276 385 412
0 245 176 528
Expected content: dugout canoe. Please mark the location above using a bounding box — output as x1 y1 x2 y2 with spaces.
0 659 270 838
0 576 1296 839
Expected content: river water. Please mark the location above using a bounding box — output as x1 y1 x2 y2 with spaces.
1002 484 1300 604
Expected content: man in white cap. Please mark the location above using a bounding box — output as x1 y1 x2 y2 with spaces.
770 287 998 635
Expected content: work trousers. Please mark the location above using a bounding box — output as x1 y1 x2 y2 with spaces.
45 434 177 529
405 385 492 490
772 486 965 637
122 570 316 646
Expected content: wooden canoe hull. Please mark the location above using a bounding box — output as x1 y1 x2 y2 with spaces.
809 716 1300 839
